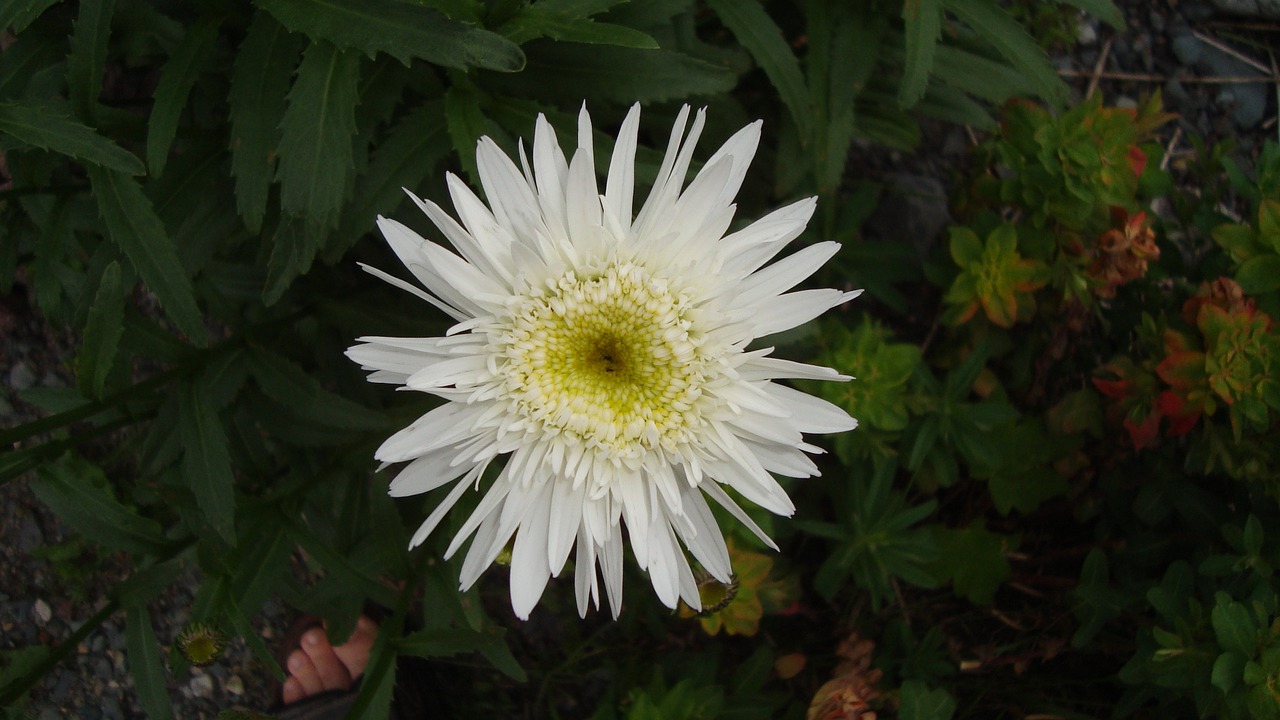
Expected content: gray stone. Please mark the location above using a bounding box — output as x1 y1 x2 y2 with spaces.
7 361 35 392
16 513 43 553
867 173 952 258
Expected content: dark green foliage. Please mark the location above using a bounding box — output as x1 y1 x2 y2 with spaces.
13 1 1280 719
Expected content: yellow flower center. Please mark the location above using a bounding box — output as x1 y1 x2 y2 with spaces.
500 262 709 456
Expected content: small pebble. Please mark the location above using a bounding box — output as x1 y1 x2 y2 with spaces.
225 675 245 696
8 361 35 392
33 598 52 625
188 669 215 699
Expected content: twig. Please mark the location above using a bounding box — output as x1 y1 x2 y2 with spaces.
1161 126 1182 172
1086 37 1113 100
1272 51 1280 144
1058 69 1277 84
1191 29 1272 75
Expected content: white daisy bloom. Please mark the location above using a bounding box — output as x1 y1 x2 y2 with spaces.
348 104 860 620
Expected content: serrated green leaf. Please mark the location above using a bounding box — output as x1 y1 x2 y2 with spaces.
229 11 302 234
276 40 361 232
77 260 123 398
496 42 735 103
0 102 144 174
328 99 450 262
444 85 490 184
229 518 289 615
257 0 524 71
899 0 942 108
179 381 237 545
0 32 63 97
945 0 1066 106
899 680 956 720
125 607 173 720
499 5 658 48
86 166 206 343
262 217 321 305
112 559 183 608
30 456 169 555
248 347 386 430
65 0 113 121
705 0 812 140
0 0 60 34
1236 254 1280 295
222 594 286 682
930 43 1037 104
397 627 510 659
146 17 219 178
1057 0 1124 29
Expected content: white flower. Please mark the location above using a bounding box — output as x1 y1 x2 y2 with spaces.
348 104 860 620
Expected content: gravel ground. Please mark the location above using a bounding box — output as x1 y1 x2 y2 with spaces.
3 1 1278 717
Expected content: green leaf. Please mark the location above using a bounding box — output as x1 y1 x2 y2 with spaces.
397 627 511 659
1212 597 1258 657
257 0 524 71
0 32 63 98
276 40 361 232
146 17 220 177
899 0 942 108
1244 515 1264 557
86 167 206 343
705 0 812 140
932 522 1013 605
499 5 658 48
496 42 735 103
0 102 144 174
77 260 123 398
1 0 61 34
1056 0 1125 29
228 12 301 233
945 0 1066 106
248 347 386 430
65 0 113 121
444 85 490 184
328 99 450 262
112 559 184 608
30 456 169 555
125 607 173 720
899 680 956 720
222 594 286 682
1236 254 1280 295
262 217 321 305
179 381 237 545
1213 651 1247 694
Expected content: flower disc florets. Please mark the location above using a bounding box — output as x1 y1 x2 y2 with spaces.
498 260 710 461
348 103 860 620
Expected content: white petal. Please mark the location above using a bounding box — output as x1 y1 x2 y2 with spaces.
574 525 599 617
476 137 544 246
547 476 587 576
764 382 859 434
738 353 852 382
404 355 489 390
510 481 555 619
359 263 468 322
408 462 487 549
751 289 860 338
388 449 475 497
738 241 842 301
603 104 640 230
700 481 778 550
